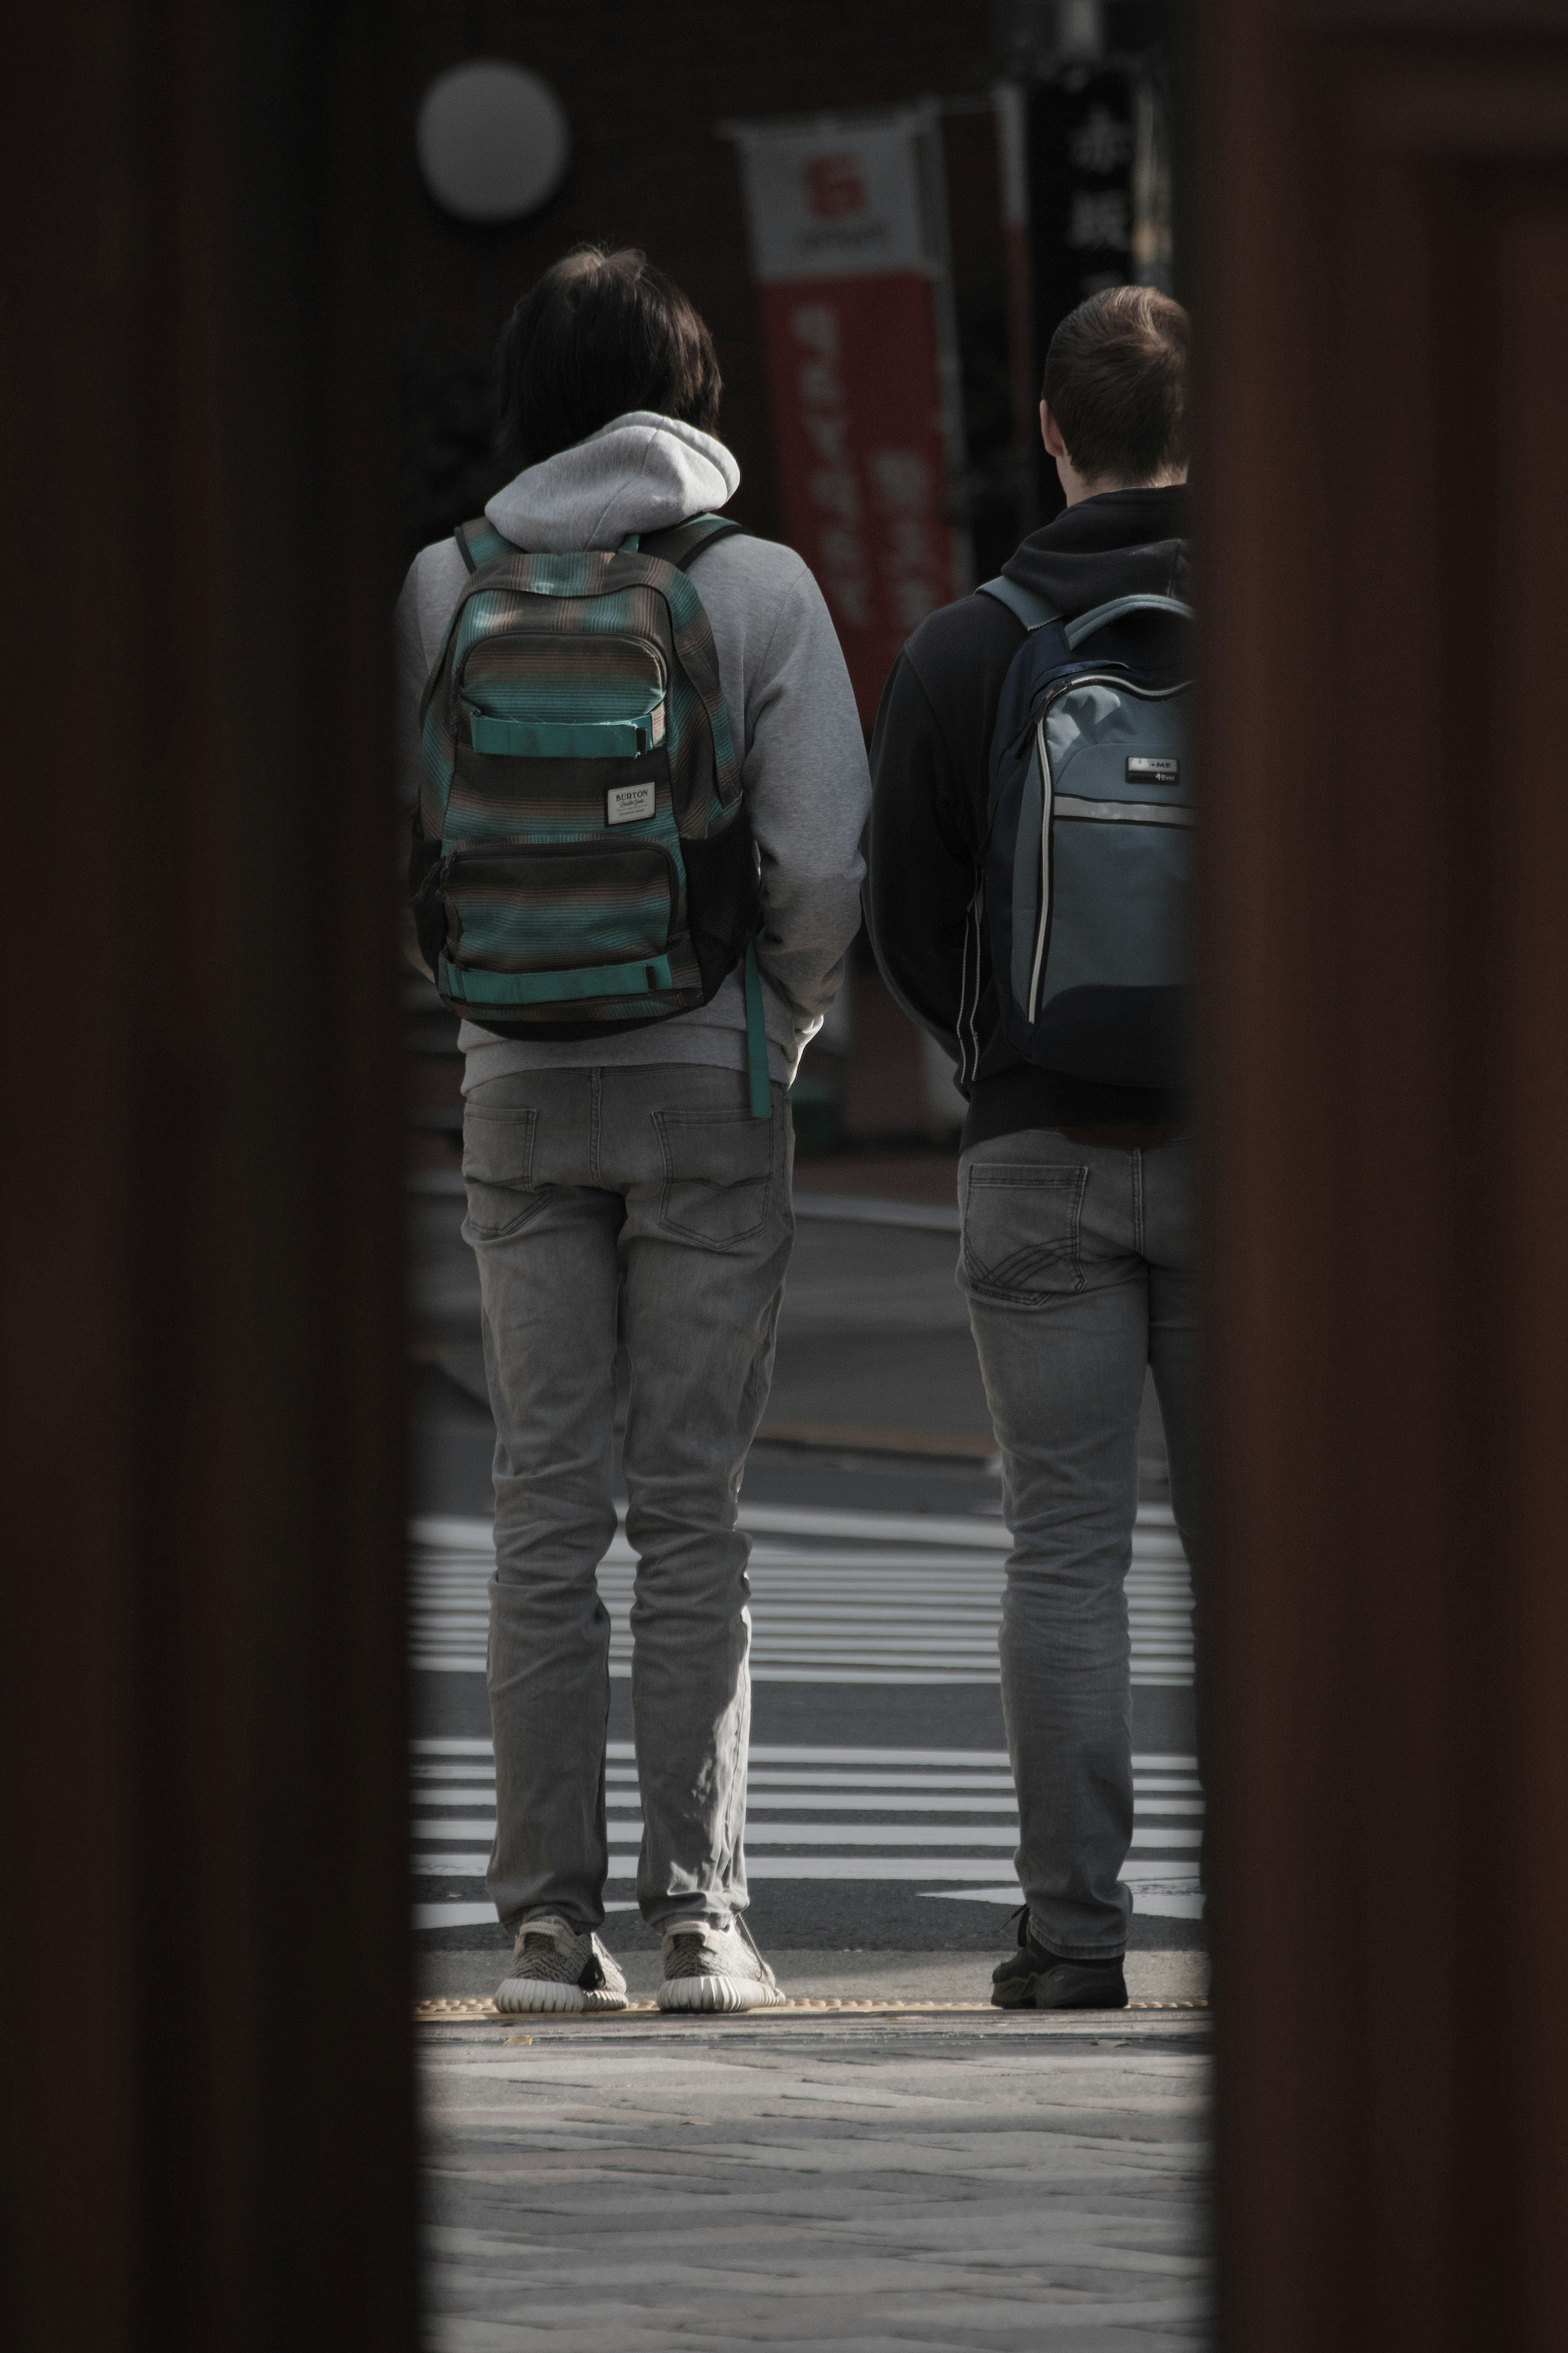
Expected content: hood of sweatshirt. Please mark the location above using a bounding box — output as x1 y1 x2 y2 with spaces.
1001 484 1194 616
483 410 741 553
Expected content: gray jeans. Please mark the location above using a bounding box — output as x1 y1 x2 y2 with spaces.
958 1127 1197 1958
461 1063 794 1935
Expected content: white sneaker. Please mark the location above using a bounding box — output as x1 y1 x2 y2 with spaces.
656 1916 786 2013
496 1914 628 2014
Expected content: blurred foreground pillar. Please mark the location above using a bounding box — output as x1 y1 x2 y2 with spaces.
1198 4 1568 2346
0 6 414 2348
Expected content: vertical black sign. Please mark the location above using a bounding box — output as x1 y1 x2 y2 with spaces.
1026 67 1136 517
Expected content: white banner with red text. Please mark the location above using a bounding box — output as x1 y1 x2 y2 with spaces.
729 108 971 728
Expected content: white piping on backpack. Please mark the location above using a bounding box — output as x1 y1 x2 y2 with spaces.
1026 717 1052 1025
958 883 984 1089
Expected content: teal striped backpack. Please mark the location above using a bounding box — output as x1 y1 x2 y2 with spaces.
411 512 769 1112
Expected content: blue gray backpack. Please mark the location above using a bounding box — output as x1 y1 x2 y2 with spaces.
977 580 1195 1088
412 512 770 1113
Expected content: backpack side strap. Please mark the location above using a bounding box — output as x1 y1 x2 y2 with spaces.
976 575 1060 632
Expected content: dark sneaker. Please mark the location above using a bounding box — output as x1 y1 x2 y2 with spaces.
496 1914 628 2015
991 1911 1127 2011
656 1915 786 2013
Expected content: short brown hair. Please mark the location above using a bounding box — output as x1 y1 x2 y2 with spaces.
1040 285 1189 485
496 245 722 467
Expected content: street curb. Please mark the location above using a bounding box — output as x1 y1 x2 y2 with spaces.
416 1994 1209 2024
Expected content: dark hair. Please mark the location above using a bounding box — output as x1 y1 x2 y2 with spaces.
1040 285 1189 485
495 245 722 468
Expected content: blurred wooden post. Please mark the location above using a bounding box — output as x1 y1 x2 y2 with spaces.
0 4 416 2346
1196 5 1568 2344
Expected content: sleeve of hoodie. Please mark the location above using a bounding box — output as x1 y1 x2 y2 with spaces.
866 651 980 1061
393 539 469 809
392 540 469 974
866 593 1024 1064
742 567 870 1037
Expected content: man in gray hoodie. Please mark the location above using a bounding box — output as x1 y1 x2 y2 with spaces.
395 247 868 2014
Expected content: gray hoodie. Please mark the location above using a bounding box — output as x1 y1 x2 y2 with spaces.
393 410 869 1090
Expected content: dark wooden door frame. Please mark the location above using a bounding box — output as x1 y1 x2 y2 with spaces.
1195 8 1568 2344
7 4 1568 2346
0 5 416 2346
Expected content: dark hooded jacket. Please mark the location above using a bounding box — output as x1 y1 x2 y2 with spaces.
866 485 1193 1151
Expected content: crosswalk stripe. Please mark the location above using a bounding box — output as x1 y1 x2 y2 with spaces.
409 1738 1196 1767
410 1820 1204 1850
410 1790 1198 1817
409 1507 1194 1686
410 1740 1205 1918
411 1854 1203 1887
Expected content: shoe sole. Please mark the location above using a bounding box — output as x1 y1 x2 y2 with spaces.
991 1995 1129 2012
496 1977 628 2015
657 1974 786 2014
991 1982 1128 2013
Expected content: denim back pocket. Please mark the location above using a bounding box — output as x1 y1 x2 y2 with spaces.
960 1162 1087 1301
459 1105 541 1240
653 1106 775 1246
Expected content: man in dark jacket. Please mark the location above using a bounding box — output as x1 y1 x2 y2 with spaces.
867 285 1195 2011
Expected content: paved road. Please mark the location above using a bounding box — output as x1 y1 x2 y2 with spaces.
410 1184 1203 1982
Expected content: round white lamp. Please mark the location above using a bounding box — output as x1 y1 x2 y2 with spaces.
416 62 571 225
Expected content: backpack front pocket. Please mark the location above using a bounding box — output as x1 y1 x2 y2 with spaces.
458 631 668 758
438 838 681 1004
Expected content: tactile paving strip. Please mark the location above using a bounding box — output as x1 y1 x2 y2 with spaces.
415 1995 1208 2023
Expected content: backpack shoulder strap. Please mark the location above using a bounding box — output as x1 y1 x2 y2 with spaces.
641 513 746 573
976 575 1060 633
457 512 740 574
454 515 521 572
1062 592 1196 648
